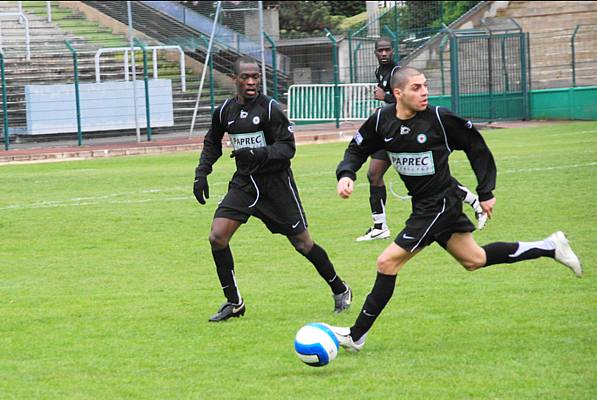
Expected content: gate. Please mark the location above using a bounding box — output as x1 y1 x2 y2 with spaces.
446 19 530 120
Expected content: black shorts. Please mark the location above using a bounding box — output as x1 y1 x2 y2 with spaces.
214 169 308 236
394 188 475 252
371 149 390 161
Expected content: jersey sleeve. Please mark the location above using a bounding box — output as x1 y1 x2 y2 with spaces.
336 110 385 181
195 104 226 177
439 107 496 201
263 101 296 163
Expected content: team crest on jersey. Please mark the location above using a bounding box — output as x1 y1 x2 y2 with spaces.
240 110 248 118
383 80 387 87
465 120 473 129
354 131 364 145
400 125 411 135
252 116 260 125
417 133 427 143
288 124 294 133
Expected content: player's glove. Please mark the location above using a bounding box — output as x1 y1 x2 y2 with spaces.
193 175 209 205
230 147 267 174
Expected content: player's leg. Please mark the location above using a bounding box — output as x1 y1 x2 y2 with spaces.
208 217 246 321
329 243 419 351
358 153 391 241
287 230 352 313
207 183 256 322
446 231 582 276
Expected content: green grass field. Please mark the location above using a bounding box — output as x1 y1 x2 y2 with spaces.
1 122 596 399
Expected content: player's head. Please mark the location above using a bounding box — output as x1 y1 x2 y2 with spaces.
374 37 394 66
390 67 428 112
233 57 260 102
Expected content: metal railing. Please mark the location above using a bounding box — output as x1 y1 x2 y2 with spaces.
0 12 31 61
95 45 187 91
288 83 382 122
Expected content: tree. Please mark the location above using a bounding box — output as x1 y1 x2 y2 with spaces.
327 1 366 16
277 1 339 38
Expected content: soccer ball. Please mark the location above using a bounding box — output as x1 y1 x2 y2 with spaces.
294 322 339 367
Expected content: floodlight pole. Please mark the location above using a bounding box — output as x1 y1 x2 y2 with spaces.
189 1 222 137
127 1 141 142
258 1 267 96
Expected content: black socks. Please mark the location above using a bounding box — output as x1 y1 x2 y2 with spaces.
212 246 241 304
351 272 397 341
483 240 555 267
304 243 347 295
370 185 387 229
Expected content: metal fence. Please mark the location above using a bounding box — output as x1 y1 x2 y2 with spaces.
1 1 596 151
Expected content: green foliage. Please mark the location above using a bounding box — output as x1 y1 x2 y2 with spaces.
327 0 366 16
1 122 596 399
441 0 481 26
278 1 340 38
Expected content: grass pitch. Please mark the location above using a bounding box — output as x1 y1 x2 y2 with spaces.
1 121 596 399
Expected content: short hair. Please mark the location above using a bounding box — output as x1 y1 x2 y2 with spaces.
233 56 259 75
390 67 423 90
375 37 393 49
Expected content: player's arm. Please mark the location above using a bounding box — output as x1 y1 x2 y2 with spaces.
336 111 384 198
263 101 296 162
193 106 226 204
440 108 497 215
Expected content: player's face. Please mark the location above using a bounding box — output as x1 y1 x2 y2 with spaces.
234 62 261 102
396 74 428 112
375 41 393 65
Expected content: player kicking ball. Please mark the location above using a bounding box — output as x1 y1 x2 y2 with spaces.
325 66 582 351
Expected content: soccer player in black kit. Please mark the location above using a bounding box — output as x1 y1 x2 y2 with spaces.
193 57 352 322
325 67 582 351
358 38 485 241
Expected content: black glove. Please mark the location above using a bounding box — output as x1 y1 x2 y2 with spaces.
230 147 267 173
193 175 209 205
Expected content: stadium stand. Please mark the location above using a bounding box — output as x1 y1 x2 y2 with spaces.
0 1 220 144
404 1 597 92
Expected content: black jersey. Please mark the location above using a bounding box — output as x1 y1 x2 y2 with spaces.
375 62 400 104
196 93 295 177
337 104 496 201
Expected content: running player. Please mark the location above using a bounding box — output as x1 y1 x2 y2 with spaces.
358 39 486 242
326 67 582 351
193 57 352 322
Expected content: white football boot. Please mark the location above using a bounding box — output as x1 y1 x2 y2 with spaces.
356 226 390 242
547 231 582 278
324 325 367 352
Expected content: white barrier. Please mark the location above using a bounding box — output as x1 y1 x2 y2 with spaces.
288 83 384 122
25 79 174 135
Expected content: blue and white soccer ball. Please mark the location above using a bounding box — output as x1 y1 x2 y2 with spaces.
294 323 339 367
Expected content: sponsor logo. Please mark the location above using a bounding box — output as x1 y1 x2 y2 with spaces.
402 234 415 240
400 125 411 135
229 131 266 150
384 136 393 142
362 309 376 317
354 131 364 145
252 116 260 125
232 304 244 313
228 120 234 126
417 133 427 143
292 220 301 228
387 151 435 176
240 110 248 118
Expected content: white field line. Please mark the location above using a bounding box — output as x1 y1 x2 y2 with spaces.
1 162 595 211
